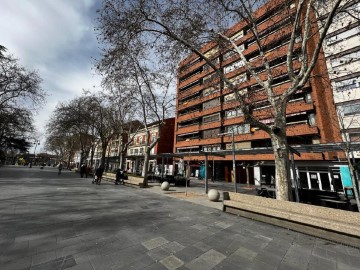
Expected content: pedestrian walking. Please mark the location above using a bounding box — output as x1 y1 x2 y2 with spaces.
95 165 104 185
80 164 87 178
58 163 63 175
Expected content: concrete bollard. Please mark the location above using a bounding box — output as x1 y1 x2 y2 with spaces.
161 181 170 191
208 189 220 202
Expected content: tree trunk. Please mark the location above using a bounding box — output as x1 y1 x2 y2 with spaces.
346 155 360 212
101 144 107 167
119 152 124 170
90 145 95 168
67 155 71 170
271 133 291 201
142 148 150 187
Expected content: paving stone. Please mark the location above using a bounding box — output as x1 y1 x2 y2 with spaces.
67 261 93 270
212 259 240 270
0 255 32 270
173 246 204 263
223 255 252 269
312 246 336 261
191 224 208 231
160 255 184 270
118 254 155 270
147 246 172 261
212 221 233 229
31 250 57 266
142 237 169 250
30 255 77 270
337 262 360 270
307 255 336 270
192 241 212 252
254 250 283 268
232 246 258 261
143 261 169 270
161 241 185 254
248 259 277 270
185 249 226 270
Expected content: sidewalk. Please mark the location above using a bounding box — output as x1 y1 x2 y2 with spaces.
146 179 257 211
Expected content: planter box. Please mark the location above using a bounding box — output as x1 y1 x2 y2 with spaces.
223 192 360 248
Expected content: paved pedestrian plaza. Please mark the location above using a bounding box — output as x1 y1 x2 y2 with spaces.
0 166 359 270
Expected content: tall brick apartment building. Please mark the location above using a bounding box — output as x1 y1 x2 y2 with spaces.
174 1 348 192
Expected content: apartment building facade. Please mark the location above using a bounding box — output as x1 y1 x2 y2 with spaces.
126 118 175 175
86 120 143 170
174 0 348 192
321 1 360 157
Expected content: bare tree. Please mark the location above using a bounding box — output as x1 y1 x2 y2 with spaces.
84 93 126 168
132 62 174 186
0 47 46 154
44 132 79 167
97 0 352 200
102 82 142 169
51 96 97 166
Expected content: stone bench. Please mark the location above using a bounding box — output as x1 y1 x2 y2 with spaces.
102 173 144 187
124 175 145 187
223 192 360 248
102 172 116 182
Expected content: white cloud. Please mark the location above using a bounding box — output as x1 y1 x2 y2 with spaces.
0 0 103 152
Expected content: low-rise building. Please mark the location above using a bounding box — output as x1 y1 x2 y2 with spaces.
126 118 175 175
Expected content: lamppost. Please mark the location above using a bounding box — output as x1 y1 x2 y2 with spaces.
218 130 237 193
33 140 40 166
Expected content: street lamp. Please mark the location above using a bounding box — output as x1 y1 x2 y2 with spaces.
218 130 237 193
33 140 40 166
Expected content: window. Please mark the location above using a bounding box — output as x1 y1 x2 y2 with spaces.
203 144 221 152
203 73 219 84
223 50 236 61
224 93 236 103
224 89 248 103
203 113 220 124
326 27 359 46
330 50 360 68
226 141 251 150
180 57 201 72
203 98 220 110
305 92 312 103
130 149 134 155
335 76 360 91
229 73 247 85
224 60 245 74
225 108 243 119
225 124 250 135
237 44 245 52
203 128 221 139
231 30 244 41
204 47 219 59
180 80 201 92
342 102 360 116
203 86 220 97
308 113 316 126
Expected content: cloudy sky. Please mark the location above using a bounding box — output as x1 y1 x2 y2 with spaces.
1 0 103 151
